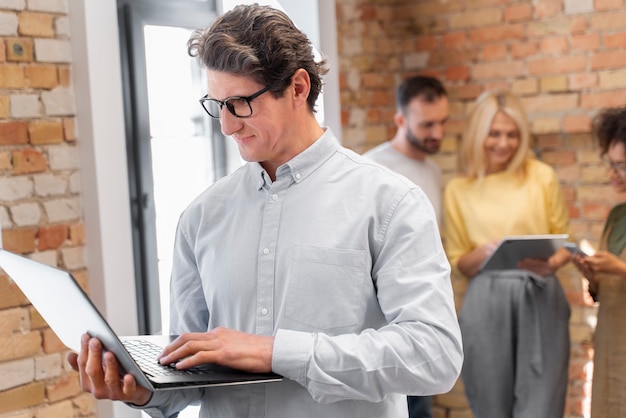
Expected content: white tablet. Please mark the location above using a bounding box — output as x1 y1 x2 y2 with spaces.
479 234 569 272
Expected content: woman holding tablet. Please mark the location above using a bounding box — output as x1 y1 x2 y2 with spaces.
443 91 572 418
571 106 626 418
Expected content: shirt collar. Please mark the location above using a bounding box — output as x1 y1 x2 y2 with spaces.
250 128 340 190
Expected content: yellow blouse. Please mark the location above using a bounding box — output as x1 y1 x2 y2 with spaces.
443 158 570 274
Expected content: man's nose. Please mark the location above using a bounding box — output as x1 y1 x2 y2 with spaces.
219 108 242 136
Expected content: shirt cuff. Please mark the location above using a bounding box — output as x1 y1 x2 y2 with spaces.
125 391 170 418
271 329 314 387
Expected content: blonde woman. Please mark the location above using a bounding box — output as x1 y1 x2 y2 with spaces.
443 92 571 418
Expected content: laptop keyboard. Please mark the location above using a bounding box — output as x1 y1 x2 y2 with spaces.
123 339 214 377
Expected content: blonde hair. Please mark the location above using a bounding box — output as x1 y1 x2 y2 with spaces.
460 91 532 180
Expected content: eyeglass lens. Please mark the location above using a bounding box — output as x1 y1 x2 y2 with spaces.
603 156 626 176
203 97 252 118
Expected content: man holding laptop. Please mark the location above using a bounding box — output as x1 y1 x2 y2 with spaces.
64 5 462 418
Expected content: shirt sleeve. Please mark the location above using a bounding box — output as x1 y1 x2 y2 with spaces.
272 188 463 404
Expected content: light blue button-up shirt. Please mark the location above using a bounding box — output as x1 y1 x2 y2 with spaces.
141 129 462 418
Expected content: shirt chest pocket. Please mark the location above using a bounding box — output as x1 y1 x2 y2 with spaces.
285 245 369 331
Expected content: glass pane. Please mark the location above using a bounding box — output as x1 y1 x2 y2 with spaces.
144 25 214 335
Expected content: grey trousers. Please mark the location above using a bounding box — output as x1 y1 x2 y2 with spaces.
459 271 570 418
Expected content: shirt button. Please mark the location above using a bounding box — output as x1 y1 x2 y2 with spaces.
271 194 278 201
261 308 269 315
295 172 302 180
263 248 270 255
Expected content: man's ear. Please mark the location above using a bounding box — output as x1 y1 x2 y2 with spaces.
291 68 311 107
393 110 405 130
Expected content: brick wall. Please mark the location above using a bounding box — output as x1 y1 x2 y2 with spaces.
0 1 95 417
337 1 626 417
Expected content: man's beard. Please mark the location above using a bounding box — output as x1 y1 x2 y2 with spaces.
406 128 441 155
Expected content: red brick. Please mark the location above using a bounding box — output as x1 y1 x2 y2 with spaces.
563 114 592 133
0 121 29 145
581 90 626 109
595 0 625 10
28 120 64 144
442 32 468 48
569 73 598 90
2 228 37 254
37 225 68 251
12 148 48 174
429 49 478 66
42 328 67 353
46 373 81 402
469 23 524 43
410 1 463 16
63 118 76 141
540 36 568 54
5 38 33 62
415 36 439 51
590 10 626 31
535 0 563 18
447 84 483 101
69 223 85 245
482 44 507 61
0 382 46 414
604 32 626 49
529 16 587 37
521 94 579 113
591 50 626 70
18 12 55 37
528 56 586 75
0 273 29 309
0 95 8 118
542 150 577 166
571 33 600 51
58 65 71 88
472 60 524 79
0 64 26 88
510 41 538 58
24 64 58 89
445 66 470 82
0 331 42 362
504 3 533 22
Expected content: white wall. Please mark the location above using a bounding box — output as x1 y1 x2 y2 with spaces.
68 1 140 417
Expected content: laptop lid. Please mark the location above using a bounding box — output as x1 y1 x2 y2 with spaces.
0 249 282 390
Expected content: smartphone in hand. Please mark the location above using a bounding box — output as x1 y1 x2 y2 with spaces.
564 239 596 257
564 242 588 256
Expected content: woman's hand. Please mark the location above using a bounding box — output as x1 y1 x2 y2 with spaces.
457 240 499 278
518 247 571 276
584 251 626 276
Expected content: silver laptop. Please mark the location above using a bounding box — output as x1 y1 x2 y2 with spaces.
0 249 282 391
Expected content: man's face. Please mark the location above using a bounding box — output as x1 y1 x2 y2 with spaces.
397 96 450 155
205 70 294 166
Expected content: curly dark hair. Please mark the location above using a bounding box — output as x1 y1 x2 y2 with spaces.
593 106 626 154
188 4 328 113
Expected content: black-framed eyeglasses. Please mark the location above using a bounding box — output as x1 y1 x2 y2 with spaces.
601 154 626 178
199 76 290 119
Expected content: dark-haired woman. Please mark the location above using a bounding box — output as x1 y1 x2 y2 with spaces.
571 106 626 418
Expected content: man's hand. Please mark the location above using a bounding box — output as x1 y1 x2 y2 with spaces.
67 334 152 406
158 327 274 373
